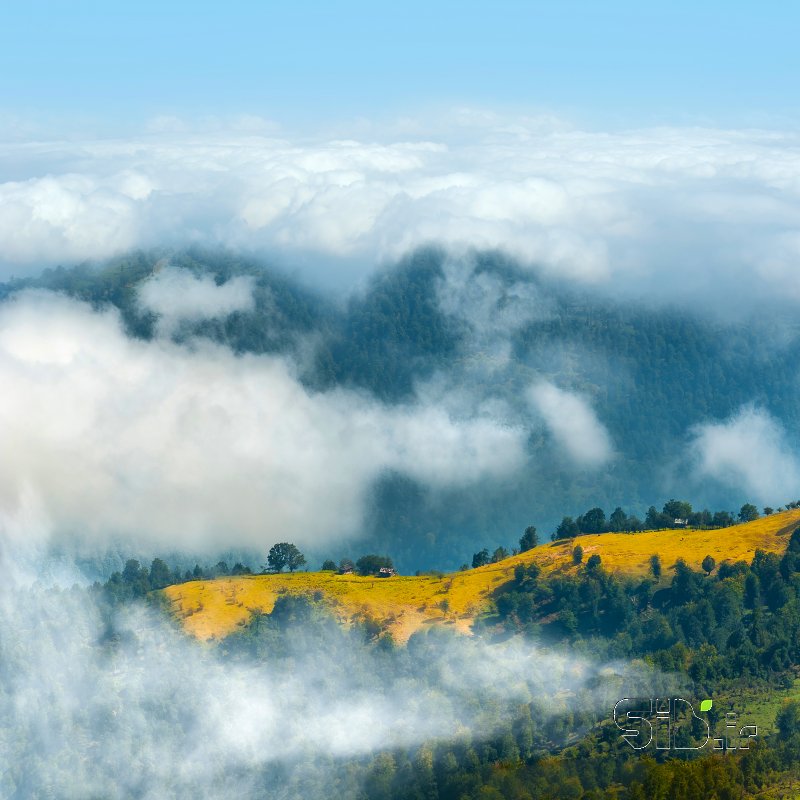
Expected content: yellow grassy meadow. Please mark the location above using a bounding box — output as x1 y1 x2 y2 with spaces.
163 508 800 643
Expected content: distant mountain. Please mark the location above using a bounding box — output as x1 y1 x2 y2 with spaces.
6 247 800 571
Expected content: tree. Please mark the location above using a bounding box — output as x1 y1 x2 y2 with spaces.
788 526 800 553
701 555 716 575
472 548 490 568
650 554 662 579
663 499 692 521
672 558 700 602
266 542 306 573
355 554 393 576
560 609 578 635
121 559 149 597
609 507 628 532
519 526 538 552
739 503 760 523
123 559 145 584
646 506 670 530
339 558 355 572
776 700 800 743
572 545 584 564
148 558 172 590
712 510 735 527
578 507 606 534
688 509 713 527
554 516 579 540
586 554 602 573
763 506 774 516
321 559 337 571
744 573 761 609
491 546 509 563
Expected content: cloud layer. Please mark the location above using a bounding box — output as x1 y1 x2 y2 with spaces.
2 116 800 304
690 406 800 504
0 568 668 799
528 382 613 468
137 265 256 333
0 290 526 552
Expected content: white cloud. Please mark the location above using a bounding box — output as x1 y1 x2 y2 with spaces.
137 265 256 333
528 381 613 468
0 290 525 553
2 117 800 304
0 577 667 799
690 406 800 504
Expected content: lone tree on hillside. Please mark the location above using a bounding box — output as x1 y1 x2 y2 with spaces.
702 555 716 575
739 503 760 523
572 545 584 565
519 526 538 552
321 559 337 571
472 548 490 568
266 542 306 573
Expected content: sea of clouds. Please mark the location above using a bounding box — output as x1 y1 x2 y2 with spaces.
1 113 800 307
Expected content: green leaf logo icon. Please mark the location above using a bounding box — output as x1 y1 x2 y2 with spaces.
700 699 713 712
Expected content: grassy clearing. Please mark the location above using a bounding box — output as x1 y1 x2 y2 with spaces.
163 509 800 643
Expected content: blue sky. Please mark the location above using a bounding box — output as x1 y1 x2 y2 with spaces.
2 0 798 129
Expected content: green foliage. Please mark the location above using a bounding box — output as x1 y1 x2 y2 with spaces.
663 498 693 520
702 555 716 575
572 545 584 565
267 542 307 573
519 525 538 552
491 546 509 563
577 507 606 534
586 554 602 573
739 503 760 523
355 554 393 576
148 558 172 590
321 559 337 571
650 554 662 579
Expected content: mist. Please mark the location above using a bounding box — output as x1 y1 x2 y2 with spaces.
0 288 526 556
2 117 800 314
0 555 673 799
690 406 800 506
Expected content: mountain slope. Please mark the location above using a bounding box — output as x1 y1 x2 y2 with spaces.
164 508 800 643
9 250 800 572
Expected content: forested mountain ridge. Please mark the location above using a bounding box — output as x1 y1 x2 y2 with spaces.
5 247 800 571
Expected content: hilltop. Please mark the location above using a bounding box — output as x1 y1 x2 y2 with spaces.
164 508 800 643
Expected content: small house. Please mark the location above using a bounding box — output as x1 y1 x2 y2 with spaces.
377 567 396 577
